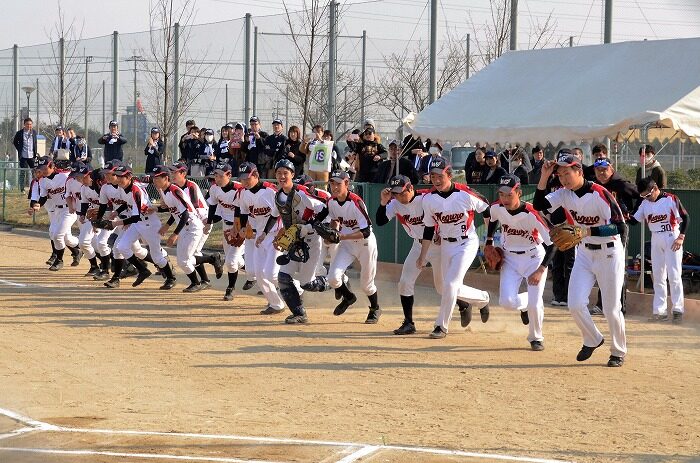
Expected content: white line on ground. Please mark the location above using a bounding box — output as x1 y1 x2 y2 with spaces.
0 407 58 430
0 279 27 287
0 447 285 463
334 445 379 463
0 427 37 440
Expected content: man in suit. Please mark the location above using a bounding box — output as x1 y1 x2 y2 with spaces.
13 118 39 192
98 120 128 163
375 140 418 184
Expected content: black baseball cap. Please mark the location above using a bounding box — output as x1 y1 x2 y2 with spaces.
69 162 90 178
555 149 582 168
212 162 232 175
36 156 52 167
238 162 258 179
204 128 214 135
497 173 521 193
249 116 259 123
170 161 188 173
429 156 449 173
109 120 118 127
272 118 283 125
54 126 64 132
234 122 244 130
151 165 171 177
293 174 314 187
484 150 497 159
330 170 350 182
150 127 160 133
388 139 398 147
113 165 133 177
102 159 123 172
388 174 411 193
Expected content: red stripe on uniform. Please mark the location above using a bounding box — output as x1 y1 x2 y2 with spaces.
525 202 549 229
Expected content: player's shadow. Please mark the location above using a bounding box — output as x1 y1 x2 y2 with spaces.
198 344 525 355
192 361 598 371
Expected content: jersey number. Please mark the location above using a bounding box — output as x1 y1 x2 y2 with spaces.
660 224 672 232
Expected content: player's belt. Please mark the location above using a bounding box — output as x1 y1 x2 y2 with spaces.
584 242 614 250
443 236 469 242
224 220 235 226
507 247 536 255
55 205 64 208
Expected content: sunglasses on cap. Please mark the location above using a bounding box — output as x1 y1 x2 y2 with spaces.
640 188 656 199
593 158 611 168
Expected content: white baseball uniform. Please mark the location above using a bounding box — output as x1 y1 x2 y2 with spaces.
39 171 78 250
79 183 112 258
178 179 209 255
100 183 148 261
311 187 336 276
633 192 688 315
489 201 552 343
327 192 378 296
161 183 203 274
238 181 284 310
422 183 490 332
542 181 627 358
207 181 245 273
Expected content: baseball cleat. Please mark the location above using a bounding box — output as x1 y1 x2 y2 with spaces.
70 250 83 267
550 299 567 307
480 305 490 323
120 265 138 279
520 310 529 325
49 260 64 271
607 355 624 367
213 253 224 279
459 305 472 327
198 280 211 290
160 278 177 290
589 305 604 316
46 253 58 266
429 326 447 339
333 293 357 316
576 338 605 362
132 269 153 287
672 311 683 324
85 266 100 277
365 308 381 324
648 313 668 322
285 314 309 324
530 340 545 351
93 270 110 281
393 321 416 335
260 306 285 315
334 287 342 300
223 287 234 301
183 283 202 293
104 278 120 288
242 280 255 290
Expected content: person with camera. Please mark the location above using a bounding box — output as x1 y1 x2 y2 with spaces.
98 120 127 163
242 116 269 176
144 127 165 173
70 135 93 167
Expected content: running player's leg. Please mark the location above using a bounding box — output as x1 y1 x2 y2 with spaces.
568 250 603 349
594 242 626 359
650 235 668 316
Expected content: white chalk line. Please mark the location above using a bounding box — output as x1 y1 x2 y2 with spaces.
0 279 27 287
0 427 37 440
334 445 380 463
0 407 58 430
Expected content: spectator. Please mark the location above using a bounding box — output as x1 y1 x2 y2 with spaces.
193 128 217 177
322 130 342 174
353 127 387 182
144 127 164 173
571 146 589 172
481 151 507 184
583 143 608 181
528 145 545 184
636 144 667 188
418 142 442 184
215 123 233 163
263 118 287 178
50 126 71 157
363 118 381 143
241 116 269 175
70 135 92 167
97 120 127 163
66 128 77 148
462 142 482 179
178 119 196 160
301 124 326 182
226 122 246 174
401 133 426 172
283 125 305 176
466 147 487 184
13 117 38 192
375 140 418 184
179 125 199 164
510 149 530 185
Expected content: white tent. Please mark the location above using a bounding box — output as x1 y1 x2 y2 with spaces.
405 38 700 145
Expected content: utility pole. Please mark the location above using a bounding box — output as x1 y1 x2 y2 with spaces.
12 45 18 132
225 83 229 123
127 55 144 148
84 53 93 139
428 0 437 104
253 26 258 116
569 36 574 47
510 0 518 51
244 13 252 123
466 33 471 79
604 0 613 43
112 31 119 124
102 80 106 133
285 84 289 126
35 78 39 129
328 1 338 137
360 30 366 126
59 37 65 123
172 22 180 162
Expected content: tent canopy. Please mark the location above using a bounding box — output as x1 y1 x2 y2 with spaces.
406 38 700 145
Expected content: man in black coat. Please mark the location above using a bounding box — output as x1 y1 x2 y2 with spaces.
375 140 419 184
241 116 269 175
98 120 128 163
13 117 38 192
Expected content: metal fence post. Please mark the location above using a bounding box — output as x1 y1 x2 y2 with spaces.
1 167 6 222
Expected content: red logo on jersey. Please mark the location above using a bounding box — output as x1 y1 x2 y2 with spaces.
48 187 65 196
648 214 667 224
569 210 600 225
249 206 272 217
434 212 464 224
218 201 236 210
401 213 424 225
502 224 529 238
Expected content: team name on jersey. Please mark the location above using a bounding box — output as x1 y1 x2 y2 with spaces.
648 214 667 224
569 210 600 225
434 211 464 224
48 186 65 196
218 200 236 210
336 217 358 228
401 213 424 225
502 224 532 239
249 206 272 216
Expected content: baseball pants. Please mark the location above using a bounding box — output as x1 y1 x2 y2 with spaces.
498 247 547 343
78 220 113 259
651 230 684 315
433 237 490 332
568 241 627 358
49 207 79 250
244 238 257 281
111 225 148 260
176 222 203 274
222 223 245 273
399 240 441 296
195 228 209 256
280 234 324 288
254 232 284 310
115 217 168 268
328 234 378 296
315 241 338 277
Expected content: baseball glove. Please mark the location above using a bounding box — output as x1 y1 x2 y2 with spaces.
483 244 504 271
550 223 585 251
91 219 115 230
223 228 244 247
273 224 301 251
245 223 254 240
313 222 340 244
86 208 99 221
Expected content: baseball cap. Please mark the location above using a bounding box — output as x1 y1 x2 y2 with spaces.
388 139 398 147
224 123 234 129
150 127 160 133
329 170 350 182
555 149 581 168
234 122 244 130
272 118 283 125
69 162 90 178
293 174 314 187
429 156 449 173
484 150 497 159
150 165 171 177
170 161 188 172
593 157 612 168
237 162 258 179
212 162 232 175
109 120 118 127
274 159 294 172
55 126 64 132
249 116 259 123
36 156 52 167
113 165 132 177
363 127 375 135
204 128 214 135
497 173 521 193
102 159 123 172
388 175 411 193
364 118 375 127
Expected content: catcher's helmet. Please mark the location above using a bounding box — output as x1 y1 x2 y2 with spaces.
274 159 295 172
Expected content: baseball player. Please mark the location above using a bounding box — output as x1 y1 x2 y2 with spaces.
631 177 689 323
169 162 223 289
103 165 176 289
236 162 285 314
533 150 628 367
31 156 82 271
205 162 246 301
264 159 327 323
151 165 205 292
376 174 476 335
78 167 114 277
416 157 491 339
27 166 58 266
326 169 381 324
484 174 555 350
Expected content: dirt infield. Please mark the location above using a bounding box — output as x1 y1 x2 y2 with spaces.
0 230 698 463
